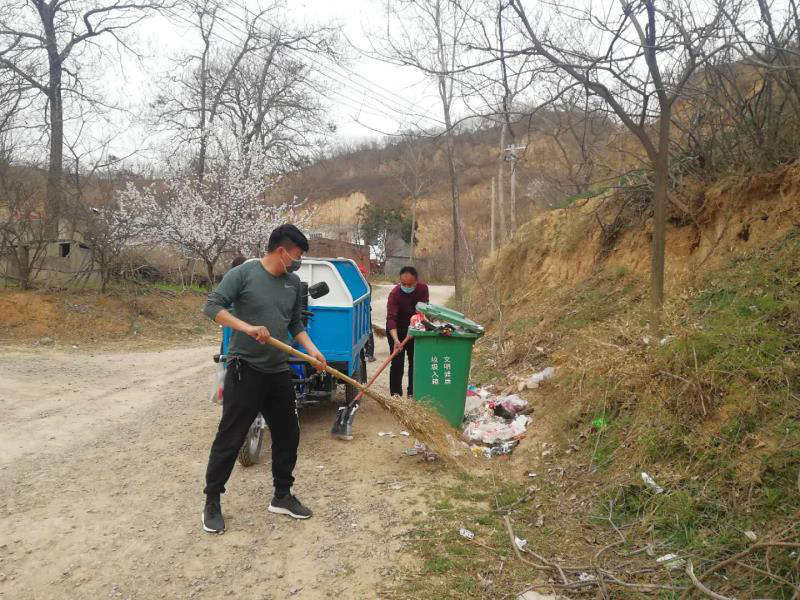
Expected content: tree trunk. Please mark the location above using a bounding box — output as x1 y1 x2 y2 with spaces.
197 25 212 180
650 112 671 335
44 10 63 241
205 259 216 290
442 106 461 301
490 176 496 253
410 196 416 263
498 124 506 244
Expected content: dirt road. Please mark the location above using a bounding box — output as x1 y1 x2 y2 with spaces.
0 285 452 600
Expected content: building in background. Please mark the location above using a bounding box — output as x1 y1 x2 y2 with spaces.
307 234 370 274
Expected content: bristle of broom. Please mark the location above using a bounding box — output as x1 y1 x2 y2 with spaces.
360 388 477 472
372 324 387 338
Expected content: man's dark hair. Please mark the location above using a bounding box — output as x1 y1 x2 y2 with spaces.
399 265 418 278
267 224 309 253
230 255 246 269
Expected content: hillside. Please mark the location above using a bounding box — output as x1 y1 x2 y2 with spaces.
395 164 800 598
273 115 622 276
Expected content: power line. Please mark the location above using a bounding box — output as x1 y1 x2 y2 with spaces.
205 0 444 128
161 6 420 128
215 0 440 120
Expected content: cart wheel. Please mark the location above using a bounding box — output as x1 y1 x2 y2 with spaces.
345 353 368 404
238 419 264 467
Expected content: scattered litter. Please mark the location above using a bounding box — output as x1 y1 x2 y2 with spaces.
461 385 534 457
577 572 597 582
413 440 438 461
459 528 475 540
514 536 527 551
744 530 758 542
523 367 555 389
404 448 418 456
535 514 544 528
399 431 410 437
641 472 665 494
377 431 395 437
463 414 531 445
642 336 651 345
659 336 674 346
469 441 517 458
317 465 325 470
525 471 538 478
656 554 686 570
289 587 301 595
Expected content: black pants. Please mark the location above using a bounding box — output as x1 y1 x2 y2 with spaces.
204 360 298 497
365 331 375 358
388 333 415 397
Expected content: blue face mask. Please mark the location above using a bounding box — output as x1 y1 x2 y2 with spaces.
400 285 416 294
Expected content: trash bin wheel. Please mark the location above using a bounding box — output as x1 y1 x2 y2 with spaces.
238 418 265 467
344 352 367 404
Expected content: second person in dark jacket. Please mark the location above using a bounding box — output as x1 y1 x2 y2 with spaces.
386 265 429 397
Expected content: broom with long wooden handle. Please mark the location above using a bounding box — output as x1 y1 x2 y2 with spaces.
331 335 411 440
264 336 466 466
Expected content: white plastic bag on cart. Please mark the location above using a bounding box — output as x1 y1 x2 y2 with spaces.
209 362 225 405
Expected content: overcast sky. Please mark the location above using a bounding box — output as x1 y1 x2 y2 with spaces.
103 0 446 161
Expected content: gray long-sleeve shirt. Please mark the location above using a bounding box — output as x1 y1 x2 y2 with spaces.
203 259 305 373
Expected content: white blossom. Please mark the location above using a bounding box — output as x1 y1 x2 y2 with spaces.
118 147 309 281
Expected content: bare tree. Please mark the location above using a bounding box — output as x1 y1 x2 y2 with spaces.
0 80 49 288
155 0 337 176
532 88 611 198
0 0 168 237
394 135 431 263
378 0 475 302
0 153 49 288
504 0 733 333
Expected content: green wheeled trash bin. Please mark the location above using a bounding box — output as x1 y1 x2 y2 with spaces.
409 303 484 427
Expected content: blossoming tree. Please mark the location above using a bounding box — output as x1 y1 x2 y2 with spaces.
120 149 308 286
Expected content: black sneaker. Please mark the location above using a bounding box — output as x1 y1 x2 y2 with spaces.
202 497 225 533
366 355 376 363
268 494 313 519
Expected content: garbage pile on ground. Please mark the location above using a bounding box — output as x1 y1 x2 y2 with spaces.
461 385 533 458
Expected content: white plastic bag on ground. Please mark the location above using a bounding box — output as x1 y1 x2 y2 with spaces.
463 414 531 444
496 394 527 414
464 394 486 414
524 367 556 389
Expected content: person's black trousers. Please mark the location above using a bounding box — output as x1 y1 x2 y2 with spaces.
204 360 298 498
365 330 375 358
388 332 415 397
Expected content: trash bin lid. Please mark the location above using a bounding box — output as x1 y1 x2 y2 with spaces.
415 302 485 336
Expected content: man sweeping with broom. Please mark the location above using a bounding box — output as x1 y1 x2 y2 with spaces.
201 224 326 533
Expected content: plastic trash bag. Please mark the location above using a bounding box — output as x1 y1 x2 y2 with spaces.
524 367 556 389
463 414 531 444
210 362 225 405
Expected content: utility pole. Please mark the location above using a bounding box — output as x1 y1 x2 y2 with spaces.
504 144 526 238
490 176 496 253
